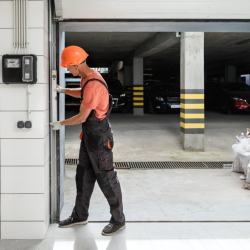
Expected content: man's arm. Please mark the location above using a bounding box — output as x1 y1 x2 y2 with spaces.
55 84 81 98
60 104 92 126
65 88 81 98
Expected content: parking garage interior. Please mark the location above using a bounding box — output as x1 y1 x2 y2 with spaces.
65 32 250 82
1 0 250 243
60 29 250 223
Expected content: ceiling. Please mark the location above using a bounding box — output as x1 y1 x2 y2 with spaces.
65 32 250 79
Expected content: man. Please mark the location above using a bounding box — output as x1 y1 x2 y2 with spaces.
50 45 125 236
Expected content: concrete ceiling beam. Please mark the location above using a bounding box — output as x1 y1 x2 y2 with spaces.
124 32 180 64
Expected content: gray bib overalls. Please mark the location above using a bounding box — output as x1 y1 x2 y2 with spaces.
71 78 125 225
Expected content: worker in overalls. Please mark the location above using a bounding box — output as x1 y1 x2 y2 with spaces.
50 46 125 236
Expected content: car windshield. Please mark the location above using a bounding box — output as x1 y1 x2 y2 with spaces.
153 84 179 92
106 80 123 90
220 83 250 91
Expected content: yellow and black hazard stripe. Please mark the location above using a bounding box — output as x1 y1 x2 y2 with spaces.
180 89 205 134
133 85 144 108
124 86 132 103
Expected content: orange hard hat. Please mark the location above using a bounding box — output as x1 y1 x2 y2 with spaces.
60 46 89 68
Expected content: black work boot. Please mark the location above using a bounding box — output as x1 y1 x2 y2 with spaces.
59 216 88 228
102 221 126 236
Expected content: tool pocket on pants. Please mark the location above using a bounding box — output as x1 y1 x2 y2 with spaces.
104 136 114 151
108 136 114 149
98 152 114 171
87 133 104 151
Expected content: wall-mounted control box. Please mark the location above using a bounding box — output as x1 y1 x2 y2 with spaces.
2 54 37 84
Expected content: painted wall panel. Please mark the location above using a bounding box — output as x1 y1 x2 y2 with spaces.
1 163 49 193
2 193 46 221
62 0 250 19
0 29 14 55
0 110 49 139
37 56 49 84
28 29 47 57
44 0 48 9
44 185 50 225
0 1 45 29
0 29 47 56
0 1 13 29
1 221 48 239
44 1 49 34
0 55 2 83
0 83 49 111
0 135 49 166
28 1 45 29
43 29 49 59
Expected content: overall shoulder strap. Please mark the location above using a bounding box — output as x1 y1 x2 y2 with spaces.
80 78 109 102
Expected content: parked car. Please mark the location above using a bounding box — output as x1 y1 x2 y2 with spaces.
205 82 250 114
65 77 128 113
104 78 128 113
144 82 180 113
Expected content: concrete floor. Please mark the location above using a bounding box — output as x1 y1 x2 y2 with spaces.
65 109 250 161
62 166 250 222
63 109 250 223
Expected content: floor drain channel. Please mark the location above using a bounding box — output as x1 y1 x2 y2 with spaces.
65 159 232 169
65 159 79 165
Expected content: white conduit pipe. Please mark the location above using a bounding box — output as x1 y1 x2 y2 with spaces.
27 84 31 121
18 0 21 53
25 0 27 49
13 0 27 52
16 0 20 54
16 0 18 52
23 0 26 49
20 0 23 48
13 0 15 51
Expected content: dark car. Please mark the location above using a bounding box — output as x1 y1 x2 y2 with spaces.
205 82 250 114
144 82 180 113
104 79 128 113
65 77 128 112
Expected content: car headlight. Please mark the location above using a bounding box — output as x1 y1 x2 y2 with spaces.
231 97 245 102
156 97 164 101
120 93 126 97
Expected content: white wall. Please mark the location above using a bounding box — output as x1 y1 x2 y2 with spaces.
62 0 250 20
0 0 50 239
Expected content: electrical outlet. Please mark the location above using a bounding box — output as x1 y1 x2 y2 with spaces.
17 121 25 129
25 121 32 129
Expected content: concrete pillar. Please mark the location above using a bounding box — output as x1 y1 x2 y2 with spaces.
241 74 250 85
109 61 123 79
117 70 124 85
225 65 236 82
123 65 133 108
133 57 144 115
124 65 132 86
180 32 205 151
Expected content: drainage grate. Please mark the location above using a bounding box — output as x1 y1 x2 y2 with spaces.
65 159 79 165
65 159 232 169
115 161 232 169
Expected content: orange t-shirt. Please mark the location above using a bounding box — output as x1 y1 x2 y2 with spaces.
80 70 109 121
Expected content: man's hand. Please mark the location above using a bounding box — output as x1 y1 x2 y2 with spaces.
55 84 66 94
50 121 62 130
